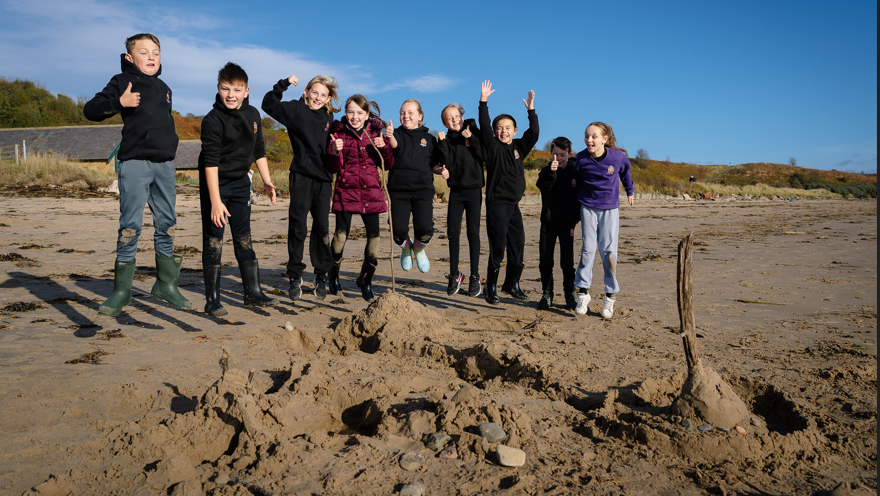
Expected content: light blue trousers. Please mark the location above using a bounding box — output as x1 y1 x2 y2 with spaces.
116 160 177 262
574 206 619 295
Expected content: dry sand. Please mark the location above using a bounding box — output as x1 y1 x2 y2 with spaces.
0 191 875 496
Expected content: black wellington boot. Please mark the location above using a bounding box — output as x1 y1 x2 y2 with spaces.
501 262 528 301
203 265 228 317
328 255 343 296
485 266 500 305
355 261 377 302
238 259 277 307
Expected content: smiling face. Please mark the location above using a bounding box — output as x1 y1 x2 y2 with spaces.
551 146 571 167
585 125 608 158
304 82 330 111
346 101 368 130
400 102 423 130
494 118 517 144
125 39 161 76
218 80 249 110
441 107 463 132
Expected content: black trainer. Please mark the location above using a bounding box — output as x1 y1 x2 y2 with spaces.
314 274 328 301
288 277 303 301
447 271 464 296
466 274 482 297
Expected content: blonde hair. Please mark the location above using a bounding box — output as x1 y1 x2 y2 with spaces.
587 121 628 156
441 103 465 121
306 75 340 114
125 33 160 54
401 99 424 126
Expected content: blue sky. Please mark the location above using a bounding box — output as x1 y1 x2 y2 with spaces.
0 0 876 172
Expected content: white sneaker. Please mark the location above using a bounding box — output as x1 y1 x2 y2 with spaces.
574 291 591 315
600 295 616 319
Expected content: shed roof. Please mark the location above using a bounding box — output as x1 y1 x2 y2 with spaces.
0 125 201 168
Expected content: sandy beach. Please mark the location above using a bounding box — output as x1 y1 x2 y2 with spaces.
0 192 875 495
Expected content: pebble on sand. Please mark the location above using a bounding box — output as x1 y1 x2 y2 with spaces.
399 452 425 471
400 481 426 496
697 424 712 431
750 416 762 427
214 473 230 485
496 445 526 467
438 445 458 459
478 422 507 443
735 425 747 435
284 321 294 331
717 426 730 432
423 433 452 451
680 419 692 430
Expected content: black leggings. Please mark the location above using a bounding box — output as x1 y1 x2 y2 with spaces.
539 223 575 292
389 191 434 246
331 211 381 267
199 172 256 266
447 188 482 277
485 203 525 273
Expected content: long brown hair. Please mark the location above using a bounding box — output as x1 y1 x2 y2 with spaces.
345 94 381 121
587 121 627 156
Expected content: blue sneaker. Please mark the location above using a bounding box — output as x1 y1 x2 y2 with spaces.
400 238 413 271
413 240 430 273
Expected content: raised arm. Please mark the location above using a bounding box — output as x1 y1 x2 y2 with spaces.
478 80 496 152
261 76 298 125
519 90 539 152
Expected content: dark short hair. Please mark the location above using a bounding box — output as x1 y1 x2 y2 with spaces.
125 33 160 54
492 114 517 129
550 136 572 153
218 62 248 86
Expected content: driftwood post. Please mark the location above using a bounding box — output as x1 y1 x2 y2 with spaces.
677 231 698 368
671 231 751 426
366 133 395 292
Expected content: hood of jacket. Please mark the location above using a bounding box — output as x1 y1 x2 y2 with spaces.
445 118 477 137
212 93 251 114
119 53 163 77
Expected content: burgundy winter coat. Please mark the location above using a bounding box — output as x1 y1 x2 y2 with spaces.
325 117 394 214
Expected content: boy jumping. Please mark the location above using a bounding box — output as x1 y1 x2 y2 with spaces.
478 80 539 305
84 33 191 316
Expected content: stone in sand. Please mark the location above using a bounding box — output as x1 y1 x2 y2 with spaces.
735 425 747 435
399 452 425 471
496 445 526 467
680 418 692 430
478 422 507 443
423 432 451 451
438 445 458 459
400 481 426 496
697 424 712 431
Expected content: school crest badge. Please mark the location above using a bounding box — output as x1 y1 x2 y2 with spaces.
253 122 258 134
514 150 520 159
607 166 614 174
166 91 170 103
571 179 577 187
325 122 330 131
465 139 470 147
420 138 427 147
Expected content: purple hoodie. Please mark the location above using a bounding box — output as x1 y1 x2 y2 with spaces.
573 147 634 210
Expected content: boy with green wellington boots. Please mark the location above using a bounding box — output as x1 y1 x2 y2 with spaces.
84 33 191 315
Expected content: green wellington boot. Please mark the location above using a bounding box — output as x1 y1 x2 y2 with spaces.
98 259 137 316
151 255 193 310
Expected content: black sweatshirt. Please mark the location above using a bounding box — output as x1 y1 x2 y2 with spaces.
536 157 580 228
436 118 484 190
387 125 440 194
83 55 179 163
197 95 266 180
478 101 539 207
261 79 334 182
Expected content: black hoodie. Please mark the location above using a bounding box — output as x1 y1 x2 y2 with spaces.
436 118 484 191
387 125 440 194
197 95 266 180
83 55 178 163
478 101 539 207
536 157 580 228
261 78 334 182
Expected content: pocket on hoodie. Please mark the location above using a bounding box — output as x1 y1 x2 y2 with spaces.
138 129 179 159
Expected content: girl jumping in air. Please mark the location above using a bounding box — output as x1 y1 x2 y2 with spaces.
325 95 394 302
573 122 634 318
435 103 484 297
385 99 440 274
